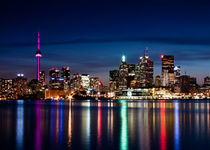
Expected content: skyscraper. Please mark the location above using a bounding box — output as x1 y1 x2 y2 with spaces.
61 67 71 92
174 66 181 84
61 67 71 83
49 68 61 90
81 74 90 89
39 71 45 84
35 32 42 81
109 70 119 92
161 55 174 87
139 48 153 87
118 55 128 90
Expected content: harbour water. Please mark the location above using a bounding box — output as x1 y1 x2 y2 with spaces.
0 100 210 150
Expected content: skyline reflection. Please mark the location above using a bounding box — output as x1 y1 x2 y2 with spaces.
0 100 210 150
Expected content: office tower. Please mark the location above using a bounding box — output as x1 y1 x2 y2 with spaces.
71 73 82 91
118 55 128 90
49 68 62 90
13 74 28 98
61 67 71 83
174 66 181 84
179 75 190 93
90 77 100 92
155 75 161 87
35 32 42 81
127 64 135 88
0 78 14 99
81 74 90 89
139 48 154 87
204 76 210 86
61 67 71 92
39 71 45 84
161 55 174 87
134 64 141 88
109 70 119 92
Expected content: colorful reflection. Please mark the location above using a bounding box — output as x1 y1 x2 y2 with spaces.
3 100 210 150
160 103 166 150
35 101 42 150
120 101 128 150
16 100 24 150
174 103 180 150
97 101 102 149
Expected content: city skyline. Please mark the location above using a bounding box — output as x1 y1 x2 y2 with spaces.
1 0 210 85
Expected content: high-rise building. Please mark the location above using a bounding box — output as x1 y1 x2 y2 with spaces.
49 68 62 90
179 75 190 93
109 70 119 92
127 64 135 88
134 64 141 88
81 74 90 89
39 71 45 84
35 32 42 81
61 67 71 83
155 75 161 87
61 67 71 92
0 78 14 99
139 48 153 87
90 77 100 92
13 74 28 98
118 55 128 90
174 66 181 84
204 76 210 86
71 73 82 91
161 55 174 87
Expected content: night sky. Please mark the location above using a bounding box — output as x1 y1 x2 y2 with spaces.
1 0 210 85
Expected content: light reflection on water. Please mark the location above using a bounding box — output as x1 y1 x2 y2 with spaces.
0 100 210 150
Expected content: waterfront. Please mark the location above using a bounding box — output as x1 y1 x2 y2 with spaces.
0 100 210 150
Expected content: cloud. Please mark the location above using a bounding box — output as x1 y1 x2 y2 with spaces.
2 37 210 49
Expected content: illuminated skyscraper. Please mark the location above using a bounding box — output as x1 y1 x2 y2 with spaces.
49 68 61 90
161 55 174 87
81 74 90 89
155 75 161 87
39 71 45 84
109 70 119 92
61 67 71 92
118 55 128 90
139 48 153 87
35 32 42 81
174 66 181 84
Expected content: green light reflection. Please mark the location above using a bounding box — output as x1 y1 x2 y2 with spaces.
120 101 128 150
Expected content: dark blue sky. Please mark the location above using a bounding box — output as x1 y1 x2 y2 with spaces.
1 0 210 85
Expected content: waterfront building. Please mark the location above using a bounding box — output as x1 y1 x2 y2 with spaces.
204 76 210 87
49 68 62 90
71 73 82 91
134 64 141 88
90 77 100 92
61 67 71 92
127 64 135 88
139 48 153 87
109 70 119 92
161 55 174 87
155 75 161 87
179 75 190 93
118 55 128 90
39 71 45 84
174 66 181 84
81 74 90 89
0 78 14 99
13 74 28 98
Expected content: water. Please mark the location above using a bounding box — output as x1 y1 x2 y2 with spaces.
0 100 210 150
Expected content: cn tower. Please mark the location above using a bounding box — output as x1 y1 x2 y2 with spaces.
35 32 42 81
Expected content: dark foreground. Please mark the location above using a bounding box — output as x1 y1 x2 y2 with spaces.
0 100 210 150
